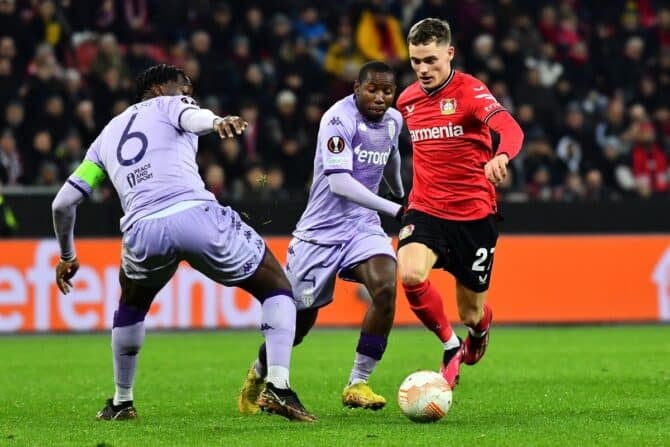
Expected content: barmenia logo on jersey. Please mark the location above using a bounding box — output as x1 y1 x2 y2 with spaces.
410 123 464 142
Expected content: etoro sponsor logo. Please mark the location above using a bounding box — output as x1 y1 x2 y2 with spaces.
353 144 390 165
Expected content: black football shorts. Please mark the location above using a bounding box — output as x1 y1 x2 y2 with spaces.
397 209 499 293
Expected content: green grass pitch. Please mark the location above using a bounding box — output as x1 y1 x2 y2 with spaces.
1 326 669 446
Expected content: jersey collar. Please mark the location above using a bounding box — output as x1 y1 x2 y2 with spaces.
420 69 456 96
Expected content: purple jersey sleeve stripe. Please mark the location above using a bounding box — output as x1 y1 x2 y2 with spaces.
177 107 199 131
67 179 89 198
324 168 353 175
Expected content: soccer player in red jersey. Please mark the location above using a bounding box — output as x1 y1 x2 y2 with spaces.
395 18 524 389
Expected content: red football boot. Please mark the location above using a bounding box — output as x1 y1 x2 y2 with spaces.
463 307 492 365
440 339 464 390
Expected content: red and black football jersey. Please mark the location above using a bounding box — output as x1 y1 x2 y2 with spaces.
397 70 507 221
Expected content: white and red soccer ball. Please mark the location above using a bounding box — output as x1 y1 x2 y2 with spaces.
397 370 453 422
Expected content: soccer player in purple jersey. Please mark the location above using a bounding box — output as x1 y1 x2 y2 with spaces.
238 61 405 412
52 64 316 422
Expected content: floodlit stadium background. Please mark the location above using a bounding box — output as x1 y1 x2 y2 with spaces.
0 0 669 331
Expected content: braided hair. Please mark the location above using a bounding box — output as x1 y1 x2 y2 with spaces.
135 64 188 102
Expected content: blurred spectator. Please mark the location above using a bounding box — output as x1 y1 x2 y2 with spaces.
355 4 408 67
22 129 55 185
294 5 329 62
584 168 611 201
205 2 235 59
0 128 20 185
204 164 228 202
561 172 585 202
90 33 129 82
4 100 28 150
216 137 246 194
27 0 71 60
55 129 83 177
125 38 157 78
555 104 594 173
0 0 666 203
324 18 366 81
73 99 97 146
631 121 669 197
42 94 68 143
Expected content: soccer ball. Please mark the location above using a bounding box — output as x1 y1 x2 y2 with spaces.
397 370 453 422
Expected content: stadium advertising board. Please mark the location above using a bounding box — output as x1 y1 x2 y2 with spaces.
0 236 668 332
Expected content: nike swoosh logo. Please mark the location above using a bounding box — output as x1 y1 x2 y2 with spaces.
271 389 287 406
473 86 485 91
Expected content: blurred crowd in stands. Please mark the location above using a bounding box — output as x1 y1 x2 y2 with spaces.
0 0 669 202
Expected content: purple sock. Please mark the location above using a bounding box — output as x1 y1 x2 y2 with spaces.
111 302 148 405
349 333 387 385
356 332 387 360
113 302 147 328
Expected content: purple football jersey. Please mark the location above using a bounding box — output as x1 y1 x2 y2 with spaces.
293 95 402 244
73 95 215 231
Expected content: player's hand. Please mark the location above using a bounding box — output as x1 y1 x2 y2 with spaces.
56 257 80 294
214 116 248 139
485 154 509 186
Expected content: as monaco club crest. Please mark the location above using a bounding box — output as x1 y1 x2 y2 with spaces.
440 98 457 115
327 136 346 153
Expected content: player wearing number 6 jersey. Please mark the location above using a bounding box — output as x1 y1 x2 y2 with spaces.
396 19 524 389
51 64 316 422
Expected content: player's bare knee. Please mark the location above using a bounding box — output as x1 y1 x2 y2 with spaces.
400 268 428 287
370 281 396 317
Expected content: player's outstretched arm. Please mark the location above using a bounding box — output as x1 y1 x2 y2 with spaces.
180 108 248 138
52 180 86 294
328 172 402 219
52 159 106 294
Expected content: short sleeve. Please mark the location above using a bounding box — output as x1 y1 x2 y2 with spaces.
83 134 105 169
159 95 200 131
318 110 355 174
467 82 506 124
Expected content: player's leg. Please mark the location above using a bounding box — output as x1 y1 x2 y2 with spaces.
96 271 166 421
183 205 315 421
397 212 463 388
253 308 319 379
236 251 317 421
240 308 318 415
239 237 338 416
456 282 492 365
449 214 498 367
341 255 397 409
98 219 177 421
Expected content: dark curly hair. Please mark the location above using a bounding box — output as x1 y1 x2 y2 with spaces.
358 60 395 84
135 64 188 101
407 18 452 46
